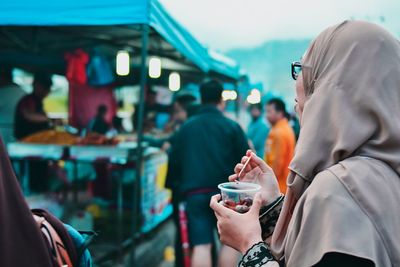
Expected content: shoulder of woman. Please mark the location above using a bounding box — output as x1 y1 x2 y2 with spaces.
302 169 343 204
286 168 386 267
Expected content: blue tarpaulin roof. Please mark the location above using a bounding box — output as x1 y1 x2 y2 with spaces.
0 0 240 79
207 49 240 80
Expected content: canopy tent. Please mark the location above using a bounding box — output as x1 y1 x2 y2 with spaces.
0 0 239 80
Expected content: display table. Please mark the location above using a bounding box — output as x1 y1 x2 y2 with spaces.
7 142 172 234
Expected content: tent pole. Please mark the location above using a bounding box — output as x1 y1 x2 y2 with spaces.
130 23 149 266
234 81 239 119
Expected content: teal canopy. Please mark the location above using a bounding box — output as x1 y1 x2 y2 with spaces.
0 0 239 79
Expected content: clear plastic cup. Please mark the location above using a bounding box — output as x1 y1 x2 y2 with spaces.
218 182 261 213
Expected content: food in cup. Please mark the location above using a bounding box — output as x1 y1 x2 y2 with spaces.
218 182 261 213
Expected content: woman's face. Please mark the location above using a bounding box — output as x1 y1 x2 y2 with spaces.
295 72 306 124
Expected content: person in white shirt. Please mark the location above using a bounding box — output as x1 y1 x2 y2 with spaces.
0 66 26 145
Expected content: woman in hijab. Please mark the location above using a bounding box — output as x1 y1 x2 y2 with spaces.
210 20 400 267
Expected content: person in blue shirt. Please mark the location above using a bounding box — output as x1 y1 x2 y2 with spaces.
247 103 270 157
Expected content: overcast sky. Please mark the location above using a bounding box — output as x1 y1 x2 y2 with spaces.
160 0 400 51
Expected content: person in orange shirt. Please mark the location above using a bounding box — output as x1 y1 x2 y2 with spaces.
264 98 296 193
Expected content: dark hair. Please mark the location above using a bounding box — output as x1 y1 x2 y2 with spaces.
175 94 197 111
98 104 108 114
267 98 287 115
33 72 53 89
249 103 263 112
200 80 223 104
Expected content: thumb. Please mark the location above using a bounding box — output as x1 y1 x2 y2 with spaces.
249 193 263 215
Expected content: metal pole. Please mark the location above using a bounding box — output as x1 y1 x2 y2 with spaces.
130 23 149 266
117 169 124 263
234 81 240 119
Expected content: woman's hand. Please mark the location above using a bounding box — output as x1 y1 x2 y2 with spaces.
210 193 264 254
230 150 281 205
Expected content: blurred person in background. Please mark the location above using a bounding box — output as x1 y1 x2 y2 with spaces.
0 66 26 145
168 80 249 267
133 87 171 132
247 103 270 157
264 98 295 193
162 93 197 150
14 72 52 140
143 94 197 150
14 72 52 192
87 104 110 135
170 94 197 130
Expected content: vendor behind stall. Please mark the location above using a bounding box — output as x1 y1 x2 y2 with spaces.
133 87 171 132
14 73 52 193
14 72 52 140
169 93 197 132
161 93 197 150
86 104 110 135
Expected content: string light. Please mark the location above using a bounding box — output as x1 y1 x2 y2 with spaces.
149 57 162 78
169 72 181 91
116 51 130 76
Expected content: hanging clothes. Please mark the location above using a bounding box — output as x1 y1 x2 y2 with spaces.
86 53 114 86
65 49 89 85
68 82 117 130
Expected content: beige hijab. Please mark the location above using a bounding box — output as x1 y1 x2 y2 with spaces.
270 20 400 265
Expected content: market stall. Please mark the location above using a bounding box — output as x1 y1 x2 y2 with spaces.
7 132 172 264
0 0 241 265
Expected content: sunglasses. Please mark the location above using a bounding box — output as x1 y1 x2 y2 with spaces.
291 61 302 80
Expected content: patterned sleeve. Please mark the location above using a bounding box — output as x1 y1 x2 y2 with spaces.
259 195 285 240
238 242 279 267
